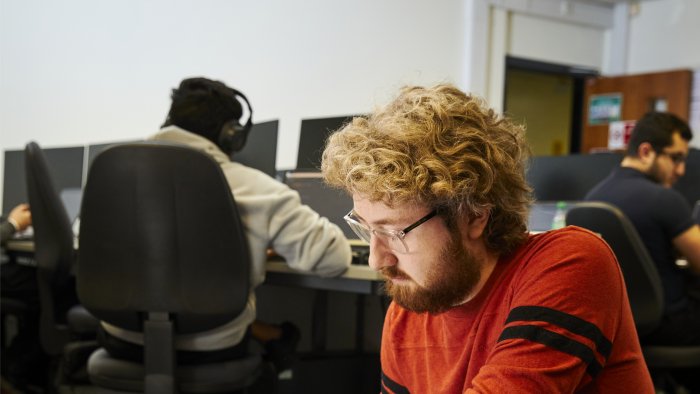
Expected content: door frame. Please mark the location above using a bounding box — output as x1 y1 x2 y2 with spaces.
504 56 599 154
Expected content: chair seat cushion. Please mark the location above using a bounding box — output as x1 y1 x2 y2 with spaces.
87 348 262 393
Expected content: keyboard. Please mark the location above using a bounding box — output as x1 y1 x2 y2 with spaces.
11 226 34 240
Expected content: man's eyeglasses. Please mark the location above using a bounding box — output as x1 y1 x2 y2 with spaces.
343 209 437 254
658 151 687 166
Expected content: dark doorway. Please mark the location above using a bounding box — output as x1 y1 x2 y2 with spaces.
504 56 599 155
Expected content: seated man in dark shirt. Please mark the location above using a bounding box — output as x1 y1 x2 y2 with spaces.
586 111 700 342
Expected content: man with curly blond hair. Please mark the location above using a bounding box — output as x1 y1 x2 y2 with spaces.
322 84 653 393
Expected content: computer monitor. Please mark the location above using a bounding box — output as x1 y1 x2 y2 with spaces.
528 202 558 233
296 115 360 170
284 171 355 240
232 120 279 177
2 146 84 214
527 201 577 232
60 187 83 224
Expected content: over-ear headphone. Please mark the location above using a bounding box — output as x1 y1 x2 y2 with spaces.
218 88 253 155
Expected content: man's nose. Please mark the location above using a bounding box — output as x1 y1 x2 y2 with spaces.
676 161 686 178
367 236 397 271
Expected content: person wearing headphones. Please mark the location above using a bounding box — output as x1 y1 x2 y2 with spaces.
97 77 352 371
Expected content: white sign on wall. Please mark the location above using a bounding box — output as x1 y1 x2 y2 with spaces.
608 120 636 150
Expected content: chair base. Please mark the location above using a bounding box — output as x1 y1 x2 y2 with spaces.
643 345 700 394
87 348 264 393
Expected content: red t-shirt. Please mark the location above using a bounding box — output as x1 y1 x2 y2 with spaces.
380 227 654 393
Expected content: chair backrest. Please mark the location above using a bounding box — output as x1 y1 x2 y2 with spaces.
565 201 664 337
24 141 75 354
526 153 622 201
77 141 250 334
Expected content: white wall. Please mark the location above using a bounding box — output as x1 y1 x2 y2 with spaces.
482 0 613 111
3 0 700 208
0 0 468 205
627 0 700 148
627 0 700 74
509 13 605 70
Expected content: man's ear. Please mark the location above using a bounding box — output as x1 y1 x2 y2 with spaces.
638 142 657 164
465 210 490 240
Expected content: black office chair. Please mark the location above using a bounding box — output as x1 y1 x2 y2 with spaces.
0 298 27 349
25 141 98 355
565 202 700 389
25 141 100 388
78 142 267 393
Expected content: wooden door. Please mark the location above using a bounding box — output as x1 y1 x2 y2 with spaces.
581 69 692 153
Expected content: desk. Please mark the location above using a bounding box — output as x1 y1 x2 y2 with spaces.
264 260 385 351
4 240 385 293
266 260 384 295
4 239 387 352
4 239 34 253
3 239 36 267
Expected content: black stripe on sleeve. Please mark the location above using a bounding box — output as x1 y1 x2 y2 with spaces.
505 305 612 359
382 371 410 394
498 324 603 377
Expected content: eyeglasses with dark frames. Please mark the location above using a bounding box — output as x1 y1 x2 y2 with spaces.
658 150 687 166
343 209 437 254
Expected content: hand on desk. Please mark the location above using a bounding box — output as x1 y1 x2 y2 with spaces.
8 203 32 232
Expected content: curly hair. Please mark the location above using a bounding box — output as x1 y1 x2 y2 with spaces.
321 84 533 254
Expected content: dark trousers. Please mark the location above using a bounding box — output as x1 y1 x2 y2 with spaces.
1 264 45 389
